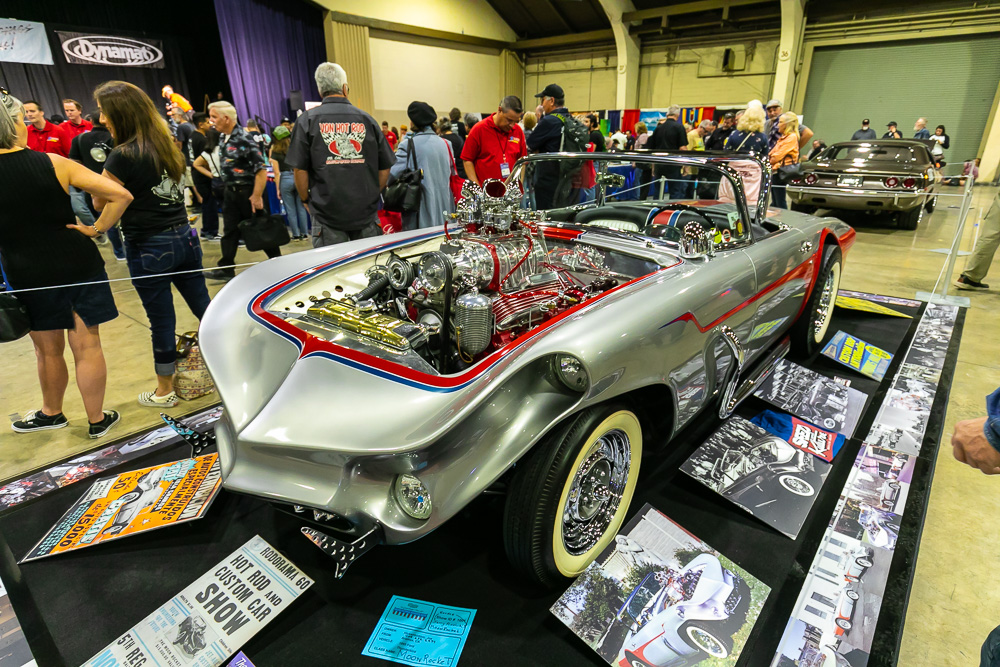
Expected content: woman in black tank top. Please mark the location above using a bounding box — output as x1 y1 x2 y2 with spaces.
0 88 134 438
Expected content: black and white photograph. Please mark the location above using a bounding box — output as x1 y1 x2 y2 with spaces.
681 417 832 538
897 362 942 385
873 401 929 442
848 445 914 514
886 377 935 414
863 423 922 457
754 359 852 434
551 504 769 667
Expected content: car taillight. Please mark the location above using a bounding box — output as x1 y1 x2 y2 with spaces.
805 174 817 185
902 177 916 188
791 178 802 184
884 177 899 188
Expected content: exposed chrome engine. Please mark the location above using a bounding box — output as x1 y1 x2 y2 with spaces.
290 179 636 374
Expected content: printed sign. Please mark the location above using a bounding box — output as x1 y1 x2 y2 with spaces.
363 596 476 667
56 31 164 68
0 19 53 65
228 652 256 666
21 454 222 562
822 331 893 381
82 535 313 667
835 295 912 318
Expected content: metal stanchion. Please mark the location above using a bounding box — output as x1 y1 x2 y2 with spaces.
916 176 975 307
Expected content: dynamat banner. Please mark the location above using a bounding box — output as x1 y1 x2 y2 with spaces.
56 31 164 68
82 535 313 667
21 454 222 562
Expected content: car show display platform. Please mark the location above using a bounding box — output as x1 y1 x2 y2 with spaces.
0 296 965 667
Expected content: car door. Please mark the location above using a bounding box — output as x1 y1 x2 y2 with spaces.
741 222 813 360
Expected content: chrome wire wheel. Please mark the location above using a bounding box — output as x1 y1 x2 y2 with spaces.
778 474 815 497
686 625 729 657
812 261 841 343
562 428 631 556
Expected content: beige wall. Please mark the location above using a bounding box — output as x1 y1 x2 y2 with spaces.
525 48 619 112
370 37 502 128
313 0 516 42
639 41 779 109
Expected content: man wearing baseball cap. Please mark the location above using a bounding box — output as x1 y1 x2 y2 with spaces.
883 122 903 139
765 98 813 149
851 119 877 141
526 83 573 209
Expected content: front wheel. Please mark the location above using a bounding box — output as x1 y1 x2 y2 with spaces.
790 244 842 357
683 621 733 658
778 474 816 497
504 405 642 586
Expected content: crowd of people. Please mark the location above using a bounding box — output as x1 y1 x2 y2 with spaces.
1 61 993 440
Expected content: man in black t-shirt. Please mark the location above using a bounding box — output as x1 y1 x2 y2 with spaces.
647 105 689 199
286 62 395 248
68 112 125 259
187 113 219 239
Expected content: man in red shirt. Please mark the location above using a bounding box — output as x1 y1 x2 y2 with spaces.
461 95 526 185
61 98 93 139
24 100 70 156
382 120 397 150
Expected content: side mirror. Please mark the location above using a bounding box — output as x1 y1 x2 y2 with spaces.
681 221 715 258
596 172 626 188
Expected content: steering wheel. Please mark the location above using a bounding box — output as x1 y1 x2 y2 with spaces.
649 203 718 230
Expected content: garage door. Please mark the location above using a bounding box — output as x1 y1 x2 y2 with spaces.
801 35 1000 169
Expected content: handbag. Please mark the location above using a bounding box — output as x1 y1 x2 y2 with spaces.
174 332 215 400
238 210 291 252
445 140 465 203
0 290 30 343
383 136 423 213
773 154 804 185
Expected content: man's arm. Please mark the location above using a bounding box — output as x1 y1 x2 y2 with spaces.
379 169 390 191
463 161 479 186
294 168 309 203
192 155 214 180
249 168 266 211
798 124 814 149
953 388 1000 474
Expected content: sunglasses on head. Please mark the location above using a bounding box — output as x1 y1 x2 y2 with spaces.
0 87 9 103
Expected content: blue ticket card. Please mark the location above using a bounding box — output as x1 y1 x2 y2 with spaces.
229 652 256 667
363 595 476 666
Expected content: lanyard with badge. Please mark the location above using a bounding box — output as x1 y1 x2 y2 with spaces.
498 128 512 178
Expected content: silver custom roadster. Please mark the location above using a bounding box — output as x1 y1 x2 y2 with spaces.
200 153 854 584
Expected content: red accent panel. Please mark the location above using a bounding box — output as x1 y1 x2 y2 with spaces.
541 227 583 242
838 227 857 254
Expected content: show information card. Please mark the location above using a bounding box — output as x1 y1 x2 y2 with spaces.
822 330 893 381
82 535 313 667
362 596 476 667
21 454 223 562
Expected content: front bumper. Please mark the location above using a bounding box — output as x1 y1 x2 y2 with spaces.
787 186 930 212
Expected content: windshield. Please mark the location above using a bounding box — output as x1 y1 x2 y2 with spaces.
625 576 663 619
507 154 765 244
823 144 919 162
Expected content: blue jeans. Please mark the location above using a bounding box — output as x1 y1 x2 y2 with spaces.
580 186 596 204
125 224 211 376
279 172 310 236
70 186 96 226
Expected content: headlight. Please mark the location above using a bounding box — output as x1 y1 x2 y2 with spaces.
418 252 451 293
552 354 588 392
394 474 433 520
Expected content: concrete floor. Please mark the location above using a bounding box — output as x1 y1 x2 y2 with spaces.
0 186 997 664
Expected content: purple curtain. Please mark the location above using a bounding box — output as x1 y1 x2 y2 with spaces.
213 0 325 129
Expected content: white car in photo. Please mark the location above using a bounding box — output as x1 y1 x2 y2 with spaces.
840 544 875 582
833 583 861 637
880 479 901 510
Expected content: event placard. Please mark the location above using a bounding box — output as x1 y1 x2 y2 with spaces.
822 330 893 381
21 454 222 562
362 596 476 667
0 19 53 65
82 535 313 667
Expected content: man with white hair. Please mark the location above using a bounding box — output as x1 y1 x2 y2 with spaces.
287 62 394 247
204 101 282 281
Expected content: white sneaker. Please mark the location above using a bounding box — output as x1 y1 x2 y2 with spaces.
138 390 179 407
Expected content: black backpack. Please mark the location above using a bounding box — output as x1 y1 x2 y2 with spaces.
550 113 591 207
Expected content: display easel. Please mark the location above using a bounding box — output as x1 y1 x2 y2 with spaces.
916 175 975 307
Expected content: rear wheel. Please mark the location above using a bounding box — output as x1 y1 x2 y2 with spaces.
504 405 642 586
897 205 923 230
837 618 852 630
925 195 937 213
791 244 842 357
778 474 816 497
846 589 860 601
856 556 873 568
624 652 653 667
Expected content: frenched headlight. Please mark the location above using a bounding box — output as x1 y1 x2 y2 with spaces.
552 354 588 392
394 474 433 520
418 252 451 293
